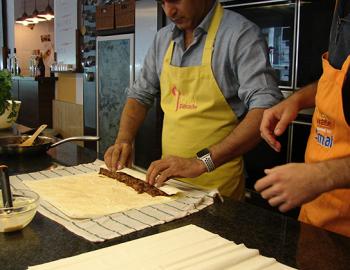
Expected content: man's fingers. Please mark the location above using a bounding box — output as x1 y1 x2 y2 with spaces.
260 132 281 152
117 144 131 170
254 174 275 192
110 146 121 172
146 161 168 185
104 147 113 169
268 195 285 207
274 113 292 136
155 168 172 187
260 186 280 200
278 201 294 213
260 115 282 152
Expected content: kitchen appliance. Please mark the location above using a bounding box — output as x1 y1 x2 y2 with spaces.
0 135 100 155
220 0 336 90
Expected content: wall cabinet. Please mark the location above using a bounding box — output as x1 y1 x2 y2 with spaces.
11 77 56 128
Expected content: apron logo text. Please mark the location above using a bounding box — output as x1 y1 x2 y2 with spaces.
314 128 334 148
171 86 197 112
317 112 334 129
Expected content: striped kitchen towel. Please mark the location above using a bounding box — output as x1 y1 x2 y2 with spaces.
10 160 217 242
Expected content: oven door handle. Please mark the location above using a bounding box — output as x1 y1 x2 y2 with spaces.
221 0 293 8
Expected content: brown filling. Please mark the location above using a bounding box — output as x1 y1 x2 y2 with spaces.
99 168 169 197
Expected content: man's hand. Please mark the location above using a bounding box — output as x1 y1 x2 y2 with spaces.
260 82 318 152
260 99 299 152
104 98 148 172
146 156 207 187
104 141 133 172
254 163 331 212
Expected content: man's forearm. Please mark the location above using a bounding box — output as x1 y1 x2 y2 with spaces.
290 81 318 110
317 156 350 191
116 98 148 143
210 108 264 167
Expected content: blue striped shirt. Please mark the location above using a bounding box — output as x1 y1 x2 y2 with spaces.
128 2 283 119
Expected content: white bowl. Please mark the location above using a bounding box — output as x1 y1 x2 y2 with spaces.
0 189 39 232
0 100 21 130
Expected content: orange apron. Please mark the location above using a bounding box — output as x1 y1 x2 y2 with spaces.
159 3 244 198
299 53 350 237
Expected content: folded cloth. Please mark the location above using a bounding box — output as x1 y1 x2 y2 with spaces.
27 225 296 270
10 160 217 242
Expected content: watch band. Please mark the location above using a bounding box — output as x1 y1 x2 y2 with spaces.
196 148 215 172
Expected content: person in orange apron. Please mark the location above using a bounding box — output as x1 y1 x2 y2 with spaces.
255 0 350 237
104 0 282 199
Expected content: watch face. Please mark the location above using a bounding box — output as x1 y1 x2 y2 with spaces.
196 148 209 158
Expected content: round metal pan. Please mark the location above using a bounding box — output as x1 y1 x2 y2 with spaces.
0 135 100 155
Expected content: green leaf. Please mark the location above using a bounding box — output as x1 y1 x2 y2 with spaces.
0 69 14 119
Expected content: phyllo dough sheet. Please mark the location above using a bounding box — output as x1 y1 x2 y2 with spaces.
24 172 178 219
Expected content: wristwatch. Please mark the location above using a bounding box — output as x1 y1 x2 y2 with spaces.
196 148 215 172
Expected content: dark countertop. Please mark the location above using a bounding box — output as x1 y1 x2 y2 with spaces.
1 126 350 270
12 76 58 82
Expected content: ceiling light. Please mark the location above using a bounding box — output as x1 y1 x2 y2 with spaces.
15 0 34 25
38 0 55 21
26 0 47 23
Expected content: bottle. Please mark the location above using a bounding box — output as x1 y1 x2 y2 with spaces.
50 61 56 75
11 48 20 76
83 11 96 23
36 54 45 77
15 59 21 76
29 54 37 77
6 49 11 72
82 56 95 67
81 40 96 53
85 26 96 36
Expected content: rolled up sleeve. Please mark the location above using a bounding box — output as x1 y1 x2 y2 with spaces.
232 23 283 110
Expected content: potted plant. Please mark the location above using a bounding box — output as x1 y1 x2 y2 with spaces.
0 69 21 129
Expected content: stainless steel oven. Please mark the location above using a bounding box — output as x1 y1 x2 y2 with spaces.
220 0 335 90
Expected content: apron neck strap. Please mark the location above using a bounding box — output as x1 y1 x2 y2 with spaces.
341 54 350 72
202 3 224 66
163 3 224 67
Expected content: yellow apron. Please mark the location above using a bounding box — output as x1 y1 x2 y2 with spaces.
160 3 244 199
299 53 350 237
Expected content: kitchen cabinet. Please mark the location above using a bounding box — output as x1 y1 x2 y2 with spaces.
11 77 56 128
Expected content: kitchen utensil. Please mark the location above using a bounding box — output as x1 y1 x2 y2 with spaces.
0 189 39 232
0 165 12 208
19 124 47 147
0 136 100 155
